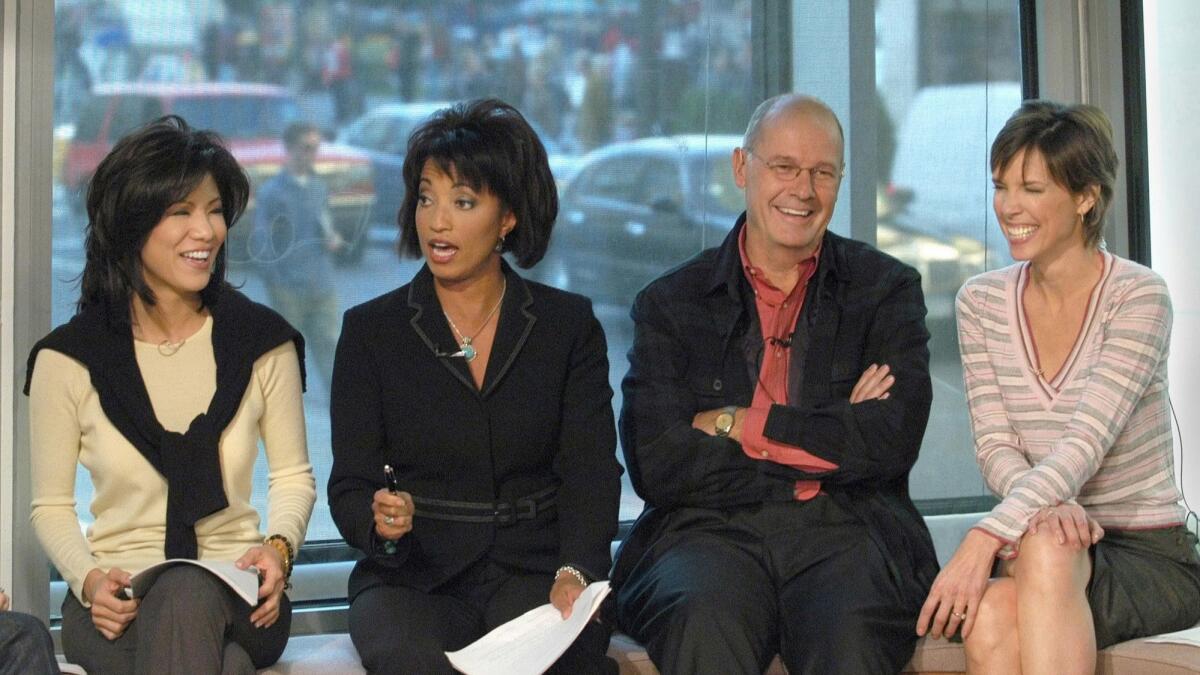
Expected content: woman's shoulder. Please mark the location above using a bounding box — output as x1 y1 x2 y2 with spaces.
957 264 1020 311
521 275 596 320
1106 253 1168 294
343 285 411 324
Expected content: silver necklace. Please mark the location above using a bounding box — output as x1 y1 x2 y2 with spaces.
157 338 186 356
443 279 506 362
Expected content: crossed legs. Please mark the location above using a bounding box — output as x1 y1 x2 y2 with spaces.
964 527 1094 675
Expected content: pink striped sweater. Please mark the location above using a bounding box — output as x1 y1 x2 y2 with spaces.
957 252 1186 557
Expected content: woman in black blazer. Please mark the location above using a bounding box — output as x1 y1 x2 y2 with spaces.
329 99 622 674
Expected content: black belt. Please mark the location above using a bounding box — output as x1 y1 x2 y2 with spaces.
411 485 557 526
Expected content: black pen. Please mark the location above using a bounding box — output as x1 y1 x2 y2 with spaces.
381 465 399 554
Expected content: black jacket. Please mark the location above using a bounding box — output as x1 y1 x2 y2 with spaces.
328 263 622 602
613 218 939 608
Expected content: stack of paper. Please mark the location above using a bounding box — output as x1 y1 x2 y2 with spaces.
446 580 611 675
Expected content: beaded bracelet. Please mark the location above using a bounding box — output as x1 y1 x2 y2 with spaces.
264 534 294 587
554 565 588 587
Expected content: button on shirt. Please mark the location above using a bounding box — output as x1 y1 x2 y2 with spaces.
737 228 838 500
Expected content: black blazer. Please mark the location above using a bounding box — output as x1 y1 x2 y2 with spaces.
613 218 939 609
329 262 622 602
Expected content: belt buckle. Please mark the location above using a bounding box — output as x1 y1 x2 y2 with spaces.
515 497 538 520
494 502 517 526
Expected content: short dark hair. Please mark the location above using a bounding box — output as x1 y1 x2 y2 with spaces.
80 115 250 311
283 121 321 149
991 100 1118 248
397 99 557 267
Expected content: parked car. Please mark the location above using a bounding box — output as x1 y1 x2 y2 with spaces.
62 81 374 265
538 133 985 330
888 81 1024 321
337 100 581 242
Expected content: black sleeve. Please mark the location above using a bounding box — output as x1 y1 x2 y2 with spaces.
619 288 803 510
552 300 622 580
762 264 932 486
327 306 410 566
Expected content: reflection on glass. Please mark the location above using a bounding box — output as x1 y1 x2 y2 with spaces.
49 0 1024 563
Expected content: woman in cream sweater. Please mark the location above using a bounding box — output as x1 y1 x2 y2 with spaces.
27 116 315 674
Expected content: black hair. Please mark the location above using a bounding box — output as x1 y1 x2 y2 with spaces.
397 98 557 267
80 114 250 312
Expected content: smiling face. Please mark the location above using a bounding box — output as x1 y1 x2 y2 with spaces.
733 103 844 266
414 160 515 287
139 173 226 305
992 148 1097 263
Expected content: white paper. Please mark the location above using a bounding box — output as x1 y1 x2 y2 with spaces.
446 580 611 675
1144 624 1200 647
127 559 260 606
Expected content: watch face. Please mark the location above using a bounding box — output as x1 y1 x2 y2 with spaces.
715 412 734 435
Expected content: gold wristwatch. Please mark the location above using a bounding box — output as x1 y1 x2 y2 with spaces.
714 406 737 437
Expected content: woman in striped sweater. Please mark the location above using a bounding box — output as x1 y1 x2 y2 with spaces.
916 101 1200 673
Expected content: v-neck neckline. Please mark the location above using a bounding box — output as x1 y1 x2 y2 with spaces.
1012 251 1112 406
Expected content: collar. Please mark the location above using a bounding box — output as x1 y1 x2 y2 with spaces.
405 259 537 398
705 212 848 301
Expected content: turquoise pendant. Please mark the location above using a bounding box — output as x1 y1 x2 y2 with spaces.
460 341 477 362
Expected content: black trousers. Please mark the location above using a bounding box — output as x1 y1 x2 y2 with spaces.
616 497 919 675
62 565 290 675
349 558 616 675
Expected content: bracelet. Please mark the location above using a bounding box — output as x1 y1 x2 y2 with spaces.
554 565 588 587
264 534 294 587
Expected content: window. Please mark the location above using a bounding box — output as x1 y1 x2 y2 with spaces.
43 0 1028 616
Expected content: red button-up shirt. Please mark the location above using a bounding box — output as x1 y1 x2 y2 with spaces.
737 229 838 500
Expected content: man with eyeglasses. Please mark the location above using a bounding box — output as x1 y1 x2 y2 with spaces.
252 121 344 390
612 94 938 674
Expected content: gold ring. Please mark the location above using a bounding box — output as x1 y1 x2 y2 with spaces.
952 611 966 620
384 515 394 525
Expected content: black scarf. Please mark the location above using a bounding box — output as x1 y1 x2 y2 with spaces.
24 289 305 560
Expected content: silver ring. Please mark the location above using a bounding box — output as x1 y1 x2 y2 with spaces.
952 611 966 620
384 515 394 525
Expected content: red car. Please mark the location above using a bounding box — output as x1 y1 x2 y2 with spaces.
62 81 374 264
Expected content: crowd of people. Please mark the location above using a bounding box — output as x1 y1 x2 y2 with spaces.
4 8 1199 670
54 0 754 152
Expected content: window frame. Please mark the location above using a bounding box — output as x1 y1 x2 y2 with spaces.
3 0 1145 631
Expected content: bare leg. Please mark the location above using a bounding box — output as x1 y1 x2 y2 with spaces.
963 577 1020 674
1011 528 1095 675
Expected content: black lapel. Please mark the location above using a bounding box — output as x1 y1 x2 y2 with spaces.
406 266 478 395
481 263 536 399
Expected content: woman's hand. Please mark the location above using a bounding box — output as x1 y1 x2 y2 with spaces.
549 574 586 619
83 567 139 641
236 545 286 629
850 363 893 403
373 488 414 540
916 529 1002 640
0 588 9 611
1028 502 1104 548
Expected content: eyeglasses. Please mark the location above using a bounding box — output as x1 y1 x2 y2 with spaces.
744 149 843 187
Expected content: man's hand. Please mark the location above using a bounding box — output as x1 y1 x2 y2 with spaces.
850 363 893 403
83 567 139 641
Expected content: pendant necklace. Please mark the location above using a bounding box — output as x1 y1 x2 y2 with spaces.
443 279 506 362
157 338 187 356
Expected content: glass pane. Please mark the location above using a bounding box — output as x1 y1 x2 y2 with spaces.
875 0 1022 505
49 0 755 598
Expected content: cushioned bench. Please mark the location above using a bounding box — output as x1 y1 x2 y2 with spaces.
259 631 1200 675
252 513 1200 674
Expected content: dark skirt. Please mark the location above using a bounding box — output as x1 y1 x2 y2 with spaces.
1087 525 1200 649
